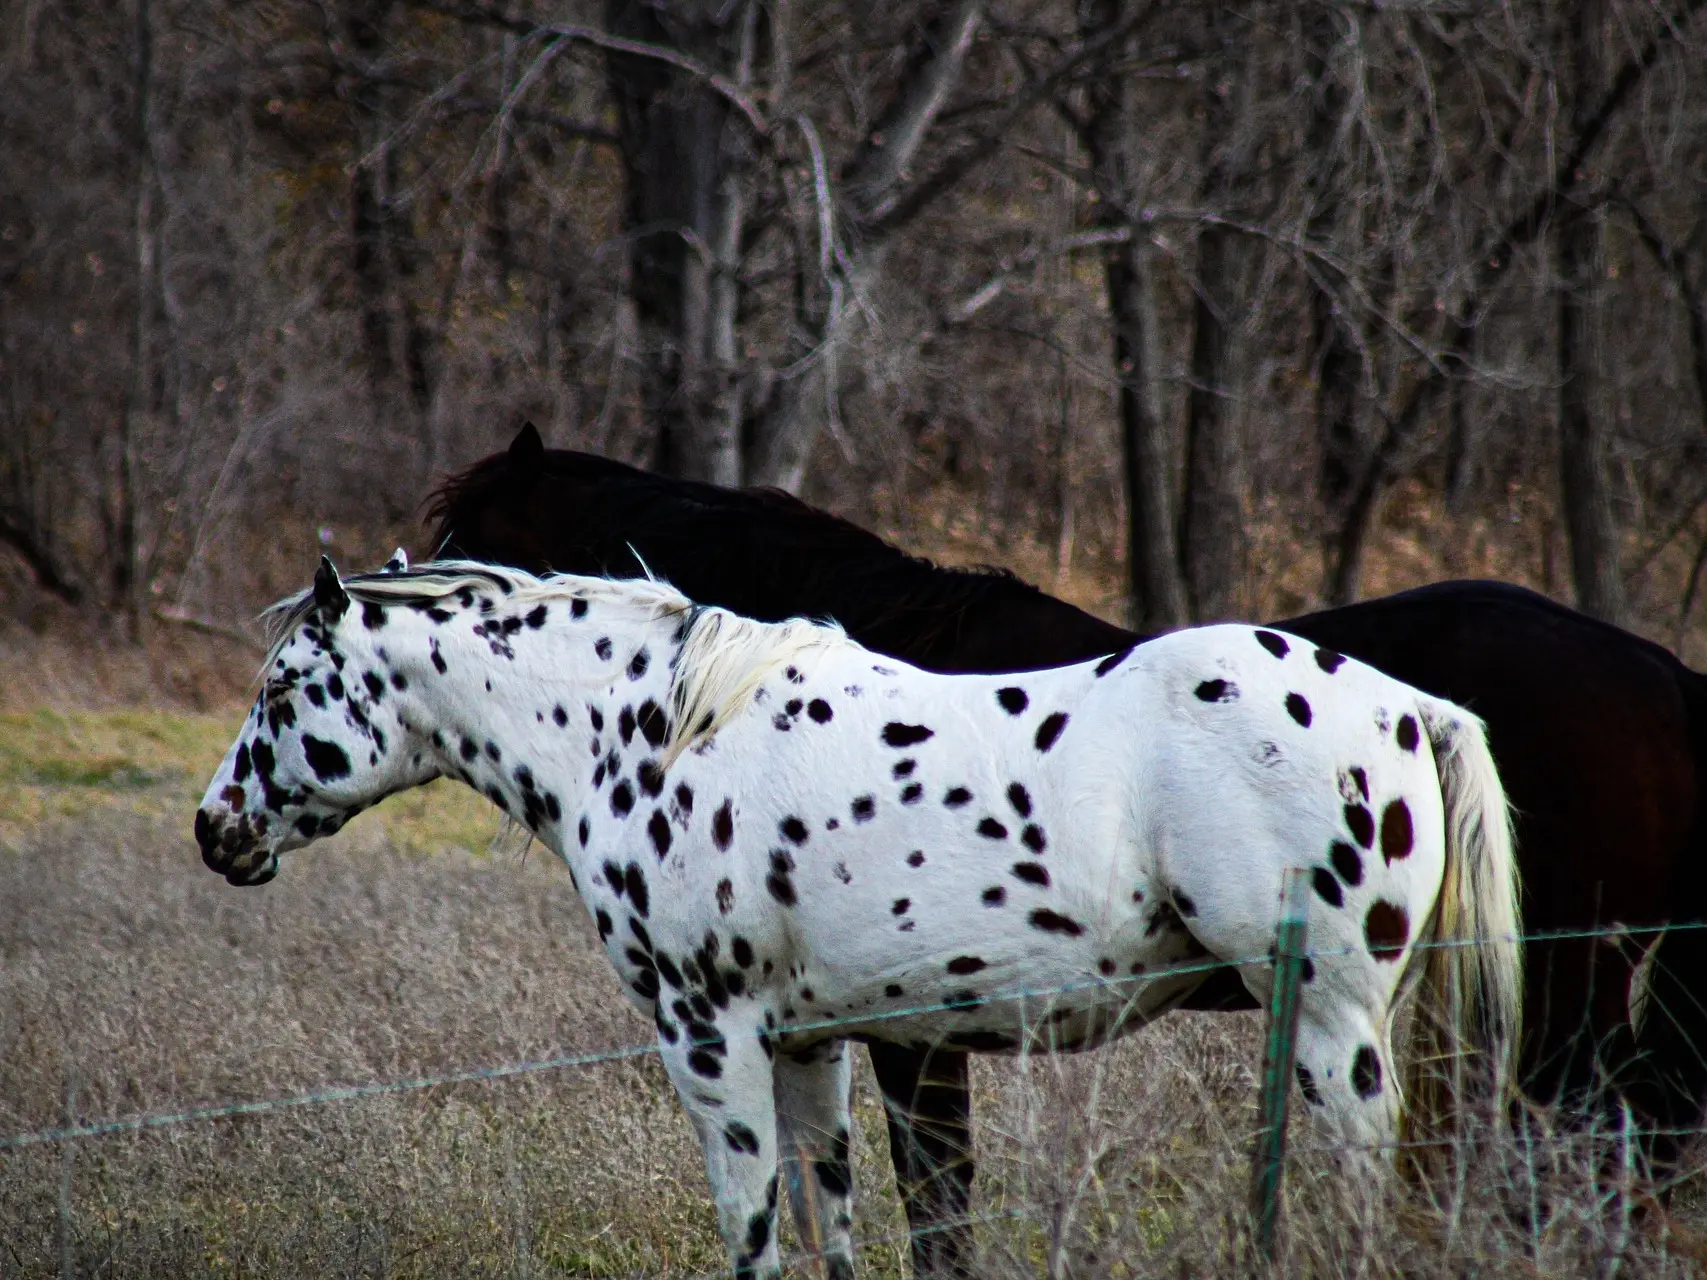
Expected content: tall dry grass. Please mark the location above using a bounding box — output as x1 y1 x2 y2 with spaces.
3 800 1705 1277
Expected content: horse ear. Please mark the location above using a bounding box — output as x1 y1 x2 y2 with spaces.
384 547 408 573
508 421 545 468
314 555 350 621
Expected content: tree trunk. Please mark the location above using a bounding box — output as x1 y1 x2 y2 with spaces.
1180 223 1248 622
1110 235 1188 631
1558 206 1625 623
1177 3 1250 623
116 0 154 635
1078 0 1187 630
605 0 754 484
1557 4 1626 624
1303 11 1368 586
348 2 396 403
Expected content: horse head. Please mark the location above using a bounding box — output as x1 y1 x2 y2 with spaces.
195 556 438 885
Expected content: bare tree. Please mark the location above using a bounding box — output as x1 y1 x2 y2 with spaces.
1556 5 1626 623
1074 0 1187 630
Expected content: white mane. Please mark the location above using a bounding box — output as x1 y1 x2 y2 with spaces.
259 559 851 762
665 609 848 767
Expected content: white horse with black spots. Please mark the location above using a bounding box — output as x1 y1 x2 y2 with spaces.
196 556 1521 1278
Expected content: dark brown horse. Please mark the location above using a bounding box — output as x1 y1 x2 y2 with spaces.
427 424 1707 1277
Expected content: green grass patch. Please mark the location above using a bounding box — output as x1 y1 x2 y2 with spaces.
0 704 505 856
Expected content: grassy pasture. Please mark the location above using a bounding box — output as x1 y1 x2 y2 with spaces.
2 707 1706 1277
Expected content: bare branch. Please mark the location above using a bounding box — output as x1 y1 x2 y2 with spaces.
411 3 771 137
869 1 1160 240
843 0 984 221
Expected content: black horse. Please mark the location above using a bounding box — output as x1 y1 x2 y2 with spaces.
428 424 1707 1277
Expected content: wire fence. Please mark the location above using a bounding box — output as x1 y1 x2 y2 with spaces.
4 917 1704 1155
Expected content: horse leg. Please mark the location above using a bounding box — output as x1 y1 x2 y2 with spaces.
1290 1003 1401 1166
1628 927 1707 1181
867 1041 976 1280
1164 886 1402 1165
657 1015 784 1279
776 1040 857 1279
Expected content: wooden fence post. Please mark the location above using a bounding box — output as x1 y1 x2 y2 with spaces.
1250 867 1311 1261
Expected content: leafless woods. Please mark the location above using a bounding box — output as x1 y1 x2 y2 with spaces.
3 0 1705 634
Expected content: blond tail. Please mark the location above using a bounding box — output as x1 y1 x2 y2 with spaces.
1403 699 1523 1150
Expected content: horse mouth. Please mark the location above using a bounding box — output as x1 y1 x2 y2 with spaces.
195 808 279 887
225 854 279 887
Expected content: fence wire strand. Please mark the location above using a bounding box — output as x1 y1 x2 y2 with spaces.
4 918 1706 1154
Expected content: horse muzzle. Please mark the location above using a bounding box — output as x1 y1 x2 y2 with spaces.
194 807 280 886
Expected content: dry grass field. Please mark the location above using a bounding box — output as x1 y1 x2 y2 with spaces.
7 496 1707 1277
2 690 1707 1277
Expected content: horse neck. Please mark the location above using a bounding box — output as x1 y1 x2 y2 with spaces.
403 597 685 861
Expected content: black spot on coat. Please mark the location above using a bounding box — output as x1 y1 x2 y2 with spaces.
1345 803 1375 848
1312 867 1343 908
766 851 797 906
1380 799 1414 862
1034 712 1068 752
1007 783 1032 817
302 735 351 782
1296 1062 1323 1105
624 863 650 917
1352 1044 1383 1097
1255 630 1290 658
610 781 634 817
725 1121 760 1155
1365 901 1409 961
637 699 668 747
1330 840 1363 886
996 686 1029 714
1285 692 1312 727
1029 908 1083 936
1095 646 1135 677
882 722 934 747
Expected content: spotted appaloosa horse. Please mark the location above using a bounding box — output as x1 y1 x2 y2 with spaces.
426 426 1707 1276
197 556 1520 1279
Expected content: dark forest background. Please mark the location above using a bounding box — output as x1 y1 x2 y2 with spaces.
5 0 1707 656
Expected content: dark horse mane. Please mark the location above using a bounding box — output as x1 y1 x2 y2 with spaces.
425 432 1133 672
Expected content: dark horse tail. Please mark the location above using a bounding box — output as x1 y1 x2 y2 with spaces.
1630 663 1707 1161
